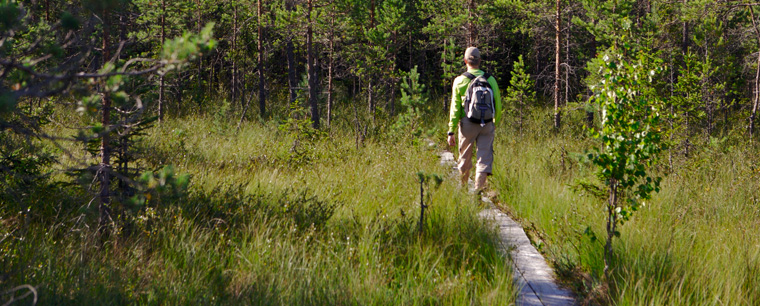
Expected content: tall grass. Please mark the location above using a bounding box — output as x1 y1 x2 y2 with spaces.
1 113 516 305
492 108 760 304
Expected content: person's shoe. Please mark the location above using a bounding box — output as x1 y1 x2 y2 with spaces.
460 173 469 188
474 174 488 191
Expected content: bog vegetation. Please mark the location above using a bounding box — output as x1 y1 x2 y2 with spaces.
2 0 760 305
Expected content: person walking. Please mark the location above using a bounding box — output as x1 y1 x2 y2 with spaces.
446 47 502 191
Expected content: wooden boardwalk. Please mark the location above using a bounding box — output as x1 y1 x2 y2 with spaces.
440 150 576 306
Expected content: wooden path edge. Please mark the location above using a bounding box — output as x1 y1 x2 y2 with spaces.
438 149 576 306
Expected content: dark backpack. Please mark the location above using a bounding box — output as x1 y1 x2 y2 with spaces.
462 72 495 126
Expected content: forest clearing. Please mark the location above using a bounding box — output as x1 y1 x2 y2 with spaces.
3 0 760 305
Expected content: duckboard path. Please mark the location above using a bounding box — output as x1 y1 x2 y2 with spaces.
438 149 576 306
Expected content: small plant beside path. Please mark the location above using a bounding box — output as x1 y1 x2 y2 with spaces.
581 49 666 281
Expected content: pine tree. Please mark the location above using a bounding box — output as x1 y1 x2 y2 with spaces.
505 55 535 134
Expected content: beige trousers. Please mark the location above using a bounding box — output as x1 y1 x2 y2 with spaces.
458 119 495 190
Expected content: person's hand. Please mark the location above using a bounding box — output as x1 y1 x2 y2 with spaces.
447 134 456 147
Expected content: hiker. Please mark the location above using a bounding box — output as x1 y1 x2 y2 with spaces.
446 46 502 191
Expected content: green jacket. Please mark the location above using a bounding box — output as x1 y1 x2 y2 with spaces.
447 69 502 134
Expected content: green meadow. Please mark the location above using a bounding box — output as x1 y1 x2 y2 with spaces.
1 110 516 305
492 109 760 305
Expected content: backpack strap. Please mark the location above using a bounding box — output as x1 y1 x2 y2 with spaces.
462 72 491 82
462 72 476 80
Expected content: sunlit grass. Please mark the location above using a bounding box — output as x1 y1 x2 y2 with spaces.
492 107 760 305
1 112 516 305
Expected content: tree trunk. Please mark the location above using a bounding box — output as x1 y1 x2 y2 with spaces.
258 0 265 116
231 1 238 106
704 47 712 138
408 31 412 73
467 0 475 46
554 0 561 130
327 29 334 126
752 60 760 142
210 57 214 94
117 4 136 209
368 80 374 114
682 0 688 55
307 0 319 129
587 17 597 126
390 82 396 117
669 54 674 171
565 17 570 105
604 179 618 281
197 0 203 102
750 6 760 142
591 17 597 57
99 8 112 232
158 0 166 123
119 10 127 55
287 38 297 104
118 125 128 193
519 93 524 134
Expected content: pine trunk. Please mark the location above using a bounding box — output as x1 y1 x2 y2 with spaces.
258 0 265 116
565 19 570 105
287 38 297 104
467 0 474 46
554 0 561 130
307 0 319 129
682 0 688 55
327 32 334 126
158 0 166 122
231 2 238 106
750 6 760 142
705 47 712 138
197 0 203 99
368 80 374 114
587 18 597 126
99 8 112 231
752 55 760 141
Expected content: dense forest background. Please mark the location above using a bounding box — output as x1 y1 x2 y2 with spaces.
9 0 760 131
3 0 760 304
5 0 760 191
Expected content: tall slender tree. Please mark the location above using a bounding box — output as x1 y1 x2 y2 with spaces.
749 5 760 141
307 0 319 128
158 0 166 122
99 6 113 230
554 0 562 129
258 0 266 116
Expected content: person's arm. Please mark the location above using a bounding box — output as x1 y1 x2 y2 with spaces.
448 76 466 134
489 76 502 125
